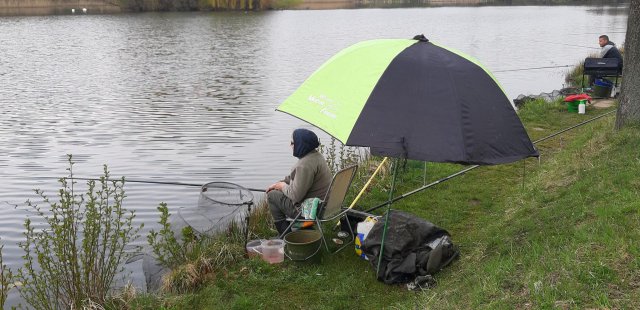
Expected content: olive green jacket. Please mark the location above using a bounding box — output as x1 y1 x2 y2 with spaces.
282 150 332 204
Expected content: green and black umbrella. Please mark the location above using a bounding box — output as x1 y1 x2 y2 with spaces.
277 35 538 164
277 35 538 279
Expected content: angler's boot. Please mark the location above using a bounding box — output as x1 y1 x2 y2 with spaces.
274 220 291 237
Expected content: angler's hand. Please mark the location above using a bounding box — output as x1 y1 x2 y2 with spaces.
266 181 286 193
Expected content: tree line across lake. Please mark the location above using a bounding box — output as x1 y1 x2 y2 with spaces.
0 0 629 15
117 0 630 11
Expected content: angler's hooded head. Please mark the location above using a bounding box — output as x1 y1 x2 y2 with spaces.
292 128 320 158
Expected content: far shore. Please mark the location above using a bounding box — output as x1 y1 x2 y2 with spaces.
1 0 619 16
0 1 122 16
289 0 488 10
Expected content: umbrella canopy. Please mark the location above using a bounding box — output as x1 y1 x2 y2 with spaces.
277 35 538 165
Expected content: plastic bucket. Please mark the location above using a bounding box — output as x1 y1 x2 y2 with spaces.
595 79 613 87
593 84 612 98
246 239 264 258
260 239 285 264
284 230 323 263
593 79 612 98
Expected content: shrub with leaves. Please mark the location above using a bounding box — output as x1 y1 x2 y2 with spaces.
17 155 142 310
1 239 14 309
147 203 190 269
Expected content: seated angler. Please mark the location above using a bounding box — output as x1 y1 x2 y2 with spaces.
266 128 332 236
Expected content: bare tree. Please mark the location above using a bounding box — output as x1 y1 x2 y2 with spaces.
615 0 640 129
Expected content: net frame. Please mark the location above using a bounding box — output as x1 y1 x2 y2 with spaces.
177 181 255 236
199 181 254 206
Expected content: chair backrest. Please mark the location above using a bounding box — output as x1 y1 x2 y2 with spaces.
318 165 357 219
584 57 621 75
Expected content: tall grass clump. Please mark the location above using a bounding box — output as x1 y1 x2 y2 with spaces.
16 155 142 310
564 58 587 88
147 202 266 293
564 53 598 88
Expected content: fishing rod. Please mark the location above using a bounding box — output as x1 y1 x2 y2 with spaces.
364 165 479 213
40 177 266 193
565 31 627 36
365 109 617 213
493 64 573 73
527 40 601 50
34 109 618 202
532 109 616 144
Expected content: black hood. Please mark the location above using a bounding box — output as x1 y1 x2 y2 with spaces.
292 128 320 158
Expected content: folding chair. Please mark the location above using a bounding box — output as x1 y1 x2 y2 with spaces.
280 165 358 253
582 57 621 90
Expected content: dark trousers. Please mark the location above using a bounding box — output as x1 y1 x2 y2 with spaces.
267 190 299 222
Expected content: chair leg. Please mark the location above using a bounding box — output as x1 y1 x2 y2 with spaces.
278 211 302 239
315 219 331 253
275 221 291 237
314 216 356 254
331 216 355 254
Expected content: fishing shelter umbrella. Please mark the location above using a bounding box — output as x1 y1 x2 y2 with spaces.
277 35 538 164
277 35 538 281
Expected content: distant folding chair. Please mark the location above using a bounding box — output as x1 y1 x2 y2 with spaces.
280 165 358 253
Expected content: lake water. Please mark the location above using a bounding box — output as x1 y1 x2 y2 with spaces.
0 4 628 304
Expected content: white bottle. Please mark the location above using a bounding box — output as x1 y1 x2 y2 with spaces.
578 103 586 114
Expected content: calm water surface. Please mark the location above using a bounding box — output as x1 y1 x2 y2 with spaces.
0 5 628 303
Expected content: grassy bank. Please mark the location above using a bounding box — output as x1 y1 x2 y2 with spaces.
417 103 639 308
118 97 639 309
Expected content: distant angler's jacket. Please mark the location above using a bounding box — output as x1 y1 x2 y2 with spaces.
601 41 623 69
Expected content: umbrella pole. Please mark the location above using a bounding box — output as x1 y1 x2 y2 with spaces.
423 162 427 186
376 158 400 278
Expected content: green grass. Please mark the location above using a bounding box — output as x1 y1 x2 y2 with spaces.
126 100 640 309
414 103 639 309
268 0 304 9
